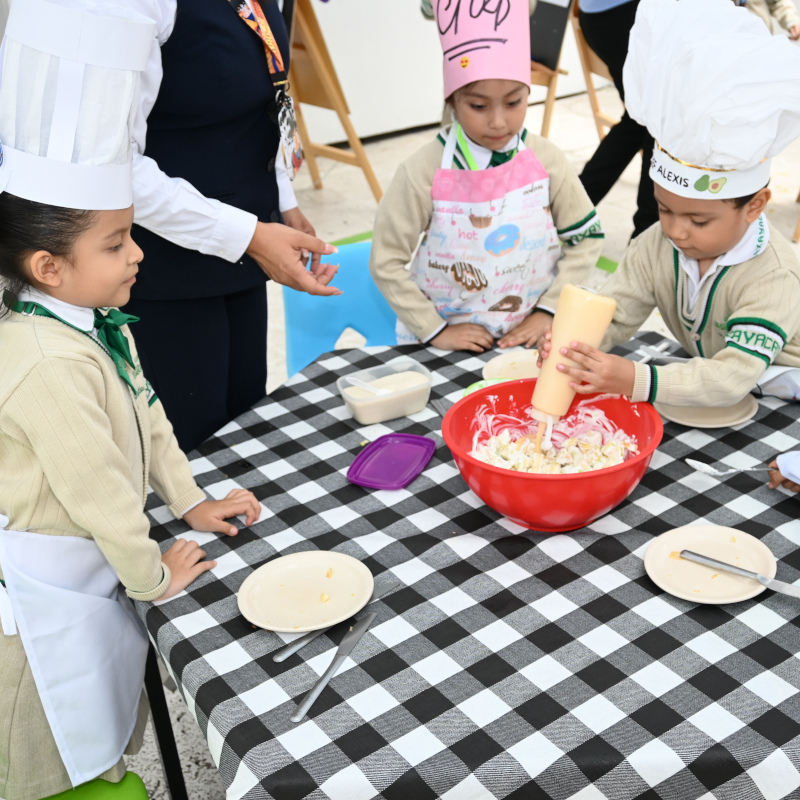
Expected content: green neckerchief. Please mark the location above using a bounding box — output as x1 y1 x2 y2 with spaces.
455 124 518 171
6 293 139 391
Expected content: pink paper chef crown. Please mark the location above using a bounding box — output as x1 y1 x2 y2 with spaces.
435 0 531 98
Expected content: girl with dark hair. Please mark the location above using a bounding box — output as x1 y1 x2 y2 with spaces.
0 6 260 798
0 195 260 799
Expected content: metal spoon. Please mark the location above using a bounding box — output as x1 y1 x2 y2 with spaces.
685 458 773 477
345 376 388 395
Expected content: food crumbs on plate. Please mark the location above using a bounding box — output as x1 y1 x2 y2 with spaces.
693 589 701 593
349 626 353 632
730 536 736 542
669 551 681 560
326 568 333 578
320 593 330 603
293 626 299 630
360 440 369 446
351 593 355 596
711 574 719 579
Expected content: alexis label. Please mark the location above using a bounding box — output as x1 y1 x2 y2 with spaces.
651 158 689 188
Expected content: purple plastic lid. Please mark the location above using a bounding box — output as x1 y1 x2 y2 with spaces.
347 434 436 490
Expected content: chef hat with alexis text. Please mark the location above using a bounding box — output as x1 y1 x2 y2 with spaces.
623 0 800 201
0 0 156 210
435 0 531 99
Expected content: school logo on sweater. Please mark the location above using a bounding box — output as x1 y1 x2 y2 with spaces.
726 317 786 366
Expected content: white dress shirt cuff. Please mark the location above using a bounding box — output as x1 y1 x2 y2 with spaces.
213 203 259 263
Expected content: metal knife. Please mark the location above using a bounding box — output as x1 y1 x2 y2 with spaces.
640 345 690 365
681 550 800 598
273 578 400 662
290 611 377 723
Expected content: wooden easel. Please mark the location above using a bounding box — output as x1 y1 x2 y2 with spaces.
528 0 573 139
570 2 619 140
289 0 382 202
530 62 568 140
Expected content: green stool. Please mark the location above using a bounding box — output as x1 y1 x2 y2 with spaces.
45 772 148 800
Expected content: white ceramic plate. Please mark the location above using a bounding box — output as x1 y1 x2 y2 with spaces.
237 551 374 632
482 349 540 381
654 394 758 429
644 524 776 604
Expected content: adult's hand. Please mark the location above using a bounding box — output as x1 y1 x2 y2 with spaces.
246 221 341 296
282 206 316 237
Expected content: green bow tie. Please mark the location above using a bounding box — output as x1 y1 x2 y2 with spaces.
488 149 517 168
5 293 140 391
93 308 140 390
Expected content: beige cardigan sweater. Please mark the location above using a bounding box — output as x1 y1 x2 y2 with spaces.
0 307 206 800
747 0 800 32
370 130 604 342
601 220 800 406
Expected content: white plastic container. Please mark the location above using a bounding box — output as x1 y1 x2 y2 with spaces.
337 359 432 425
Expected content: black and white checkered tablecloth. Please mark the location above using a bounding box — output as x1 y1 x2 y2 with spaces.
137 333 800 800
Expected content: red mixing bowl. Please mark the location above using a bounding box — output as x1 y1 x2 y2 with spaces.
441 379 663 533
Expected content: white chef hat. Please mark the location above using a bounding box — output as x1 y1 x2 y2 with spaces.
623 0 800 200
0 0 155 210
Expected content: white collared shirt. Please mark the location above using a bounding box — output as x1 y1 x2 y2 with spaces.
129 0 296 265
674 213 770 307
458 128 523 170
16 287 95 332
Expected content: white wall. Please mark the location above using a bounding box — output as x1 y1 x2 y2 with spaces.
299 1 600 144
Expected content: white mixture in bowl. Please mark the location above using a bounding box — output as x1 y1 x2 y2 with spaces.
470 400 638 474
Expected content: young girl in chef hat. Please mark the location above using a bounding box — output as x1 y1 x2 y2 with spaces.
0 3 260 797
538 0 800 409
369 1 603 353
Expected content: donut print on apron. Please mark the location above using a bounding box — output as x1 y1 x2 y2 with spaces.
396 124 561 344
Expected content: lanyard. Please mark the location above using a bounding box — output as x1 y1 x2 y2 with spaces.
455 124 518 171
229 0 287 86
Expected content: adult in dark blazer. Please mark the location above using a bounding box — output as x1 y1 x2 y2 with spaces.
577 0 658 239
126 0 338 451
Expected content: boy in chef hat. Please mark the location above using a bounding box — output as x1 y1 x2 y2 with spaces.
0 2 260 797
538 0 800 408
370 0 603 353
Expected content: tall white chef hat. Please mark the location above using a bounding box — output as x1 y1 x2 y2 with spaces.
0 0 155 210
623 0 800 200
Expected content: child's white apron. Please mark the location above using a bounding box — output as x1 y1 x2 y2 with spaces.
755 365 800 401
397 124 561 343
0 515 148 787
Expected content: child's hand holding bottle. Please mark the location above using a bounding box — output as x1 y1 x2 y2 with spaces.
536 324 635 396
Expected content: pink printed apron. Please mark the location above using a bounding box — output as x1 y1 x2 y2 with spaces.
397 124 561 344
